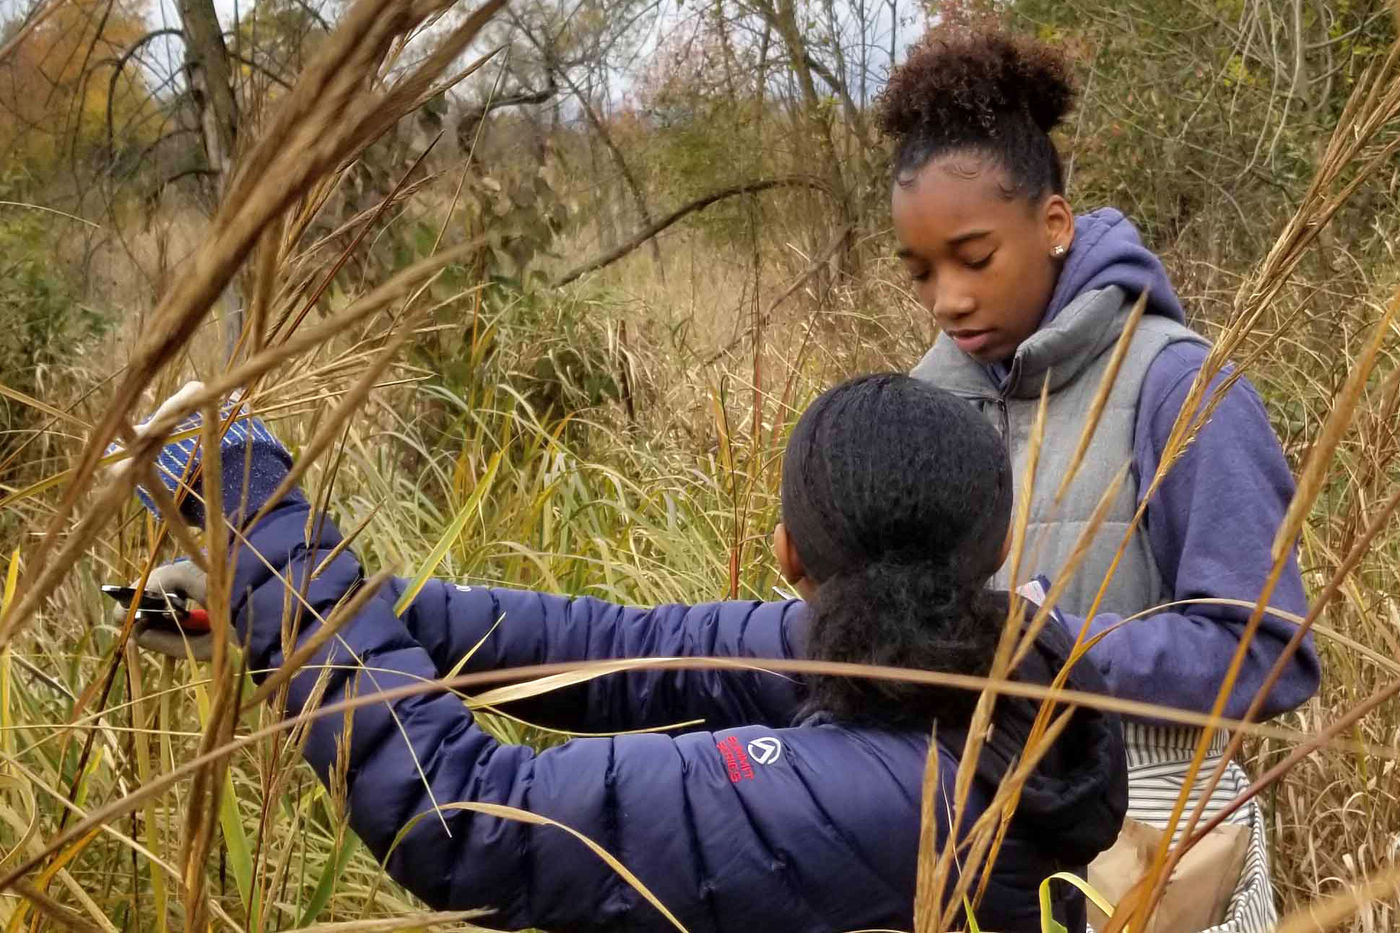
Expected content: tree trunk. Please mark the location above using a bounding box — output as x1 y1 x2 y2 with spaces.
179 0 237 184
178 0 241 354
756 0 854 272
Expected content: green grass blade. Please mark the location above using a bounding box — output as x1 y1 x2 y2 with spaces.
220 769 255 913
1040 871 1116 933
963 895 982 932
298 832 360 926
393 449 503 616
193 683 254 910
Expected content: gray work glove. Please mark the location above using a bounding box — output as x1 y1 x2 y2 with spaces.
116 561 215 662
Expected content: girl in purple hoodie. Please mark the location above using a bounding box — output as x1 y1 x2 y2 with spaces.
890 28 1318 932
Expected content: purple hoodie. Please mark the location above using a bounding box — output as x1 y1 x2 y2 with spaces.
1044 209 1319 721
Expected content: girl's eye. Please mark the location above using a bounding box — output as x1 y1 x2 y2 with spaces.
910 269 931 283
965 252 995 270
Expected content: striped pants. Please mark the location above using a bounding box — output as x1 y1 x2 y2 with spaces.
1114 723 1277 932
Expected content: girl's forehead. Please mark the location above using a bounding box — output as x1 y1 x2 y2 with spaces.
891 159 1029 241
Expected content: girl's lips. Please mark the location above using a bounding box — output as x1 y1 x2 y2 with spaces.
950 329 994 355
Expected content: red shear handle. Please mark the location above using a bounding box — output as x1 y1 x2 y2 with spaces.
181 607 212 632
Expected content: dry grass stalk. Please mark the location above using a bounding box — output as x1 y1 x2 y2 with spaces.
950 379 1053 915
1052 289 1148 504
1274 861 1400 933
0 0 507 654
1184 672 1400 850
120 638 168 933
296 911 492 931
1004 379 1048 616
1175 437 1400 851
1118 286 1400 931
6 651 1383 900
950 464 1129 919
935 709 1077 931
1108 221 1394 930
272 139 445 346
9 878 105 933
175 402 232 932
912 726 941 926
242 568 394 711
0 234 492 651
1010 463 1130 671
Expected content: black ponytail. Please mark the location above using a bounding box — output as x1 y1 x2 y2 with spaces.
804 561 1003 727
781 374 1013 728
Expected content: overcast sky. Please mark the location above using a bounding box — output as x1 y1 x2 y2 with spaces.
1 0 921 111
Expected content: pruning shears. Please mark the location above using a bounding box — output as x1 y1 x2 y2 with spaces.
101 584 211 632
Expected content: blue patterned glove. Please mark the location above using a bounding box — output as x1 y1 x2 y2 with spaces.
108 382 307 528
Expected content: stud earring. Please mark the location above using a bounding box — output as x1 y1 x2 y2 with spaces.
1050 244 1068 258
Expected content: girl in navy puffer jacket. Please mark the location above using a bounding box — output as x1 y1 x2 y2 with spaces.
121 374 1126 931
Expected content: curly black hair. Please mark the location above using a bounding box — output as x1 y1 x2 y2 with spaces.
780 373 1014 727
875 28 1076 199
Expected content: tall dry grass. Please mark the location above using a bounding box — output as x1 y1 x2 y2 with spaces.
0 0 1399 930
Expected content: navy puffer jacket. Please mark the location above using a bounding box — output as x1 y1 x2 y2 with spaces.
231 498 1127 932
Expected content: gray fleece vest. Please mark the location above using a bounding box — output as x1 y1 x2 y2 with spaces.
911 287 1206 617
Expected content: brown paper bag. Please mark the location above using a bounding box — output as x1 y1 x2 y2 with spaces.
1086 818 1249 933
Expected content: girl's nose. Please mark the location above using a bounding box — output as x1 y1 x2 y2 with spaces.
932 283 976 321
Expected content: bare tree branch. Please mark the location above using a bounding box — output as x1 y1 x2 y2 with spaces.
803 52 871 146
229 51 294 89
553 176 833 287
288 0 332 33
106 29 184 158
511 8 664 273
456 76 556 140
130 125 200 169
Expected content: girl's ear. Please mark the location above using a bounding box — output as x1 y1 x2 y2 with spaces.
774 523 819 602
1043 194 1075 255
773 523 806 585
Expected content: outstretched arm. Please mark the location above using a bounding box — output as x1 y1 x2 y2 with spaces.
390 577 810 731
229 499 918 932
112 394 809 731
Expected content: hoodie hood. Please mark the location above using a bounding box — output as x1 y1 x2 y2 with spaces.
942 599 1128 867
982 209 1185 390
1044 208 1186 327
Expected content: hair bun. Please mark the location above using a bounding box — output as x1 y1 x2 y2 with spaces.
877 28 1076 141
